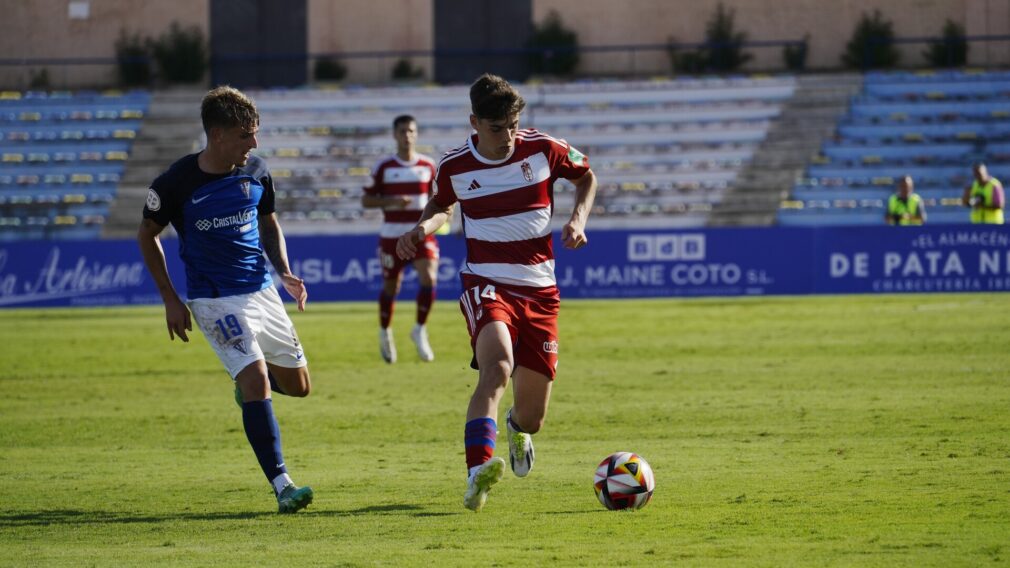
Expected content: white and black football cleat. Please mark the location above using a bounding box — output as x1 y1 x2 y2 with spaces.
463 457 505 512
506 408 534 477
378 327 397 364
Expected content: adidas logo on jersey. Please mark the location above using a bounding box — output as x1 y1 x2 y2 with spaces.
467 180 482 191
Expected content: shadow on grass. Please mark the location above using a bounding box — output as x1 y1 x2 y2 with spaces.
345 504 458 517
0 504 460 527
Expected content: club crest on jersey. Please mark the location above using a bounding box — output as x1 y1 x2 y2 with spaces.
240 181 251 199
521 161 534 182
145 188 161 211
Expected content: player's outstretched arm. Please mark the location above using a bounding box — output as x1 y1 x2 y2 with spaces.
396 199 455 260
137 218 191 341
260 213 307 311
562 169 598 250
362 194 412 210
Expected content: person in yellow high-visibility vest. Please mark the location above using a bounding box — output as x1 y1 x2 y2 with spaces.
961 162 1004 224
885 175 926 225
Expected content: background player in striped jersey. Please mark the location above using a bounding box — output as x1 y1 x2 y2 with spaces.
362 115 439 363
138 86 314 514
396 73 598 511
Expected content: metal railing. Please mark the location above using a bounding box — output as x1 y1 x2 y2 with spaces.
0 35 1008 90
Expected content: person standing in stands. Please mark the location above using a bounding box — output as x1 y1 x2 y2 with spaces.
885 175 925 225
362 115 440 364
962 162 1004 224
137 86 314 514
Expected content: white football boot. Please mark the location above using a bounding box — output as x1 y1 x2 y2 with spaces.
463 457 505 512
506 408 535 477
410 324 435 362
378 328 397 364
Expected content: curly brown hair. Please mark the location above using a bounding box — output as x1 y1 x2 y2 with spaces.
201 86 259 132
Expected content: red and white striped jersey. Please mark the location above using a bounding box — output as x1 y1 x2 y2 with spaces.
364 154 436 238
433 129 591 290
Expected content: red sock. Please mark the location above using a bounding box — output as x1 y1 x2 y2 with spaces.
416 286 434 325
379 292 395 328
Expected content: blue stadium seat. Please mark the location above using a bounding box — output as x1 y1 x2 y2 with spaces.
784 70 1010 226
0 90 149 239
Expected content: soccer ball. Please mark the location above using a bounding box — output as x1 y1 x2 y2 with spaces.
593 452 655 510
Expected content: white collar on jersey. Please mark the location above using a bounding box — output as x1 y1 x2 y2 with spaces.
392 154 421 167
467 132 515 165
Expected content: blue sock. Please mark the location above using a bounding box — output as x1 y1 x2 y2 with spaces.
241 399 288 487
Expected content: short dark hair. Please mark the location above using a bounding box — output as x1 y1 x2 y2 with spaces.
469 73 525 120
392 114 416 129
201 86 258 132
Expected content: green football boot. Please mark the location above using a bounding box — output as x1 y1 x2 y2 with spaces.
277 483 314 514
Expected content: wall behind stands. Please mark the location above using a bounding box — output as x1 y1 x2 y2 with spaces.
2 226 1008 308
1 0 1007 87
211 0 308 87
536 0 983 72
306 0 433 84
0 0 208 88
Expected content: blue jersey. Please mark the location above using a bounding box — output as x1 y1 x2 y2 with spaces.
143 153 275 299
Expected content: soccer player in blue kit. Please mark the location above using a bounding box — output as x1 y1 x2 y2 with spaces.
137 86 314 513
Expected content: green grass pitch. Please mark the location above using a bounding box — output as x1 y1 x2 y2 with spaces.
1 294 1008 566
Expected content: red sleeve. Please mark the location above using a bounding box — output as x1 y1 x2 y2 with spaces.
549 138 591 181
433 163 458 207
426 162 437 196
993 182 1005 208
363 161 385 196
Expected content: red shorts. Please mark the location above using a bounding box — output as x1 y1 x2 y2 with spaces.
458 274 560 380
378 236 439 280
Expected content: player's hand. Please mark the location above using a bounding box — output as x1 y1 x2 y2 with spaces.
561 220 588 250
280 273 308 312
396 226 425 259
164 295 191 342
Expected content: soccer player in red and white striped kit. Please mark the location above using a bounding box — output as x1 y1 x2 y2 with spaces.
396 73 598 511
362 115 439 364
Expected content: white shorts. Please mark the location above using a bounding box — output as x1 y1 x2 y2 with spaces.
188 286 307 379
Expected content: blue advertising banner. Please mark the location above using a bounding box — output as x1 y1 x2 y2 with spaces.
1 225 1008 308
0 240 160 308
814 225 1010 294
553 227 814 298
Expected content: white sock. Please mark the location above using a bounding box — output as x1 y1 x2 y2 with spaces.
468 465 481 479
272 473 294 496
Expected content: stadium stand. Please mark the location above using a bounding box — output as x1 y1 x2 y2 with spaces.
243 77 796 233
780 70 1010 226
0 90 149 240
11 74 913 234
